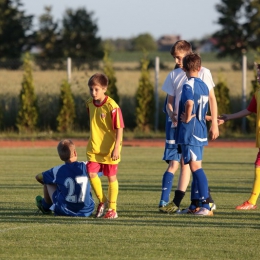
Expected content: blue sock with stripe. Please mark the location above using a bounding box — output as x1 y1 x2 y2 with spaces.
192 168 210 210
160 171 174 203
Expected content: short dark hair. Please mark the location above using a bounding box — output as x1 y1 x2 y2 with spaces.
170 40 192 56
182 53 201 72
88 73 108 88
57 139 75 161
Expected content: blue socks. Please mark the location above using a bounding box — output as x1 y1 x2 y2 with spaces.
192 168 210 210
160 171 174 203
42 198 52 210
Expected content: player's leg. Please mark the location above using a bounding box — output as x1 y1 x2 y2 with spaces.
103 165 118 219
159 158 179 209
35 184 53 214
236 150 260 210
87 162 108 217
183 145 212 216
173 161 190 209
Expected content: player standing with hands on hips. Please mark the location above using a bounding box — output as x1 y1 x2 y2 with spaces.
176 53 213 216
86 73 125 219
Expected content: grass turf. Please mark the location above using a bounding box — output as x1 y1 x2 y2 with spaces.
0 146 259 260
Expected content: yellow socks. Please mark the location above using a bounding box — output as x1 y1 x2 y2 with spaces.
90 175 107 203
108 180 119 211
248 167 260 205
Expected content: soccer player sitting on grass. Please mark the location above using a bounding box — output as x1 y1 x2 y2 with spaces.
35 139 95 217
86 73 124 219
175 53 213 216
219 64 260 210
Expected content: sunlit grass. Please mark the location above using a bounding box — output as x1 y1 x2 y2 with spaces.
0 146 259 259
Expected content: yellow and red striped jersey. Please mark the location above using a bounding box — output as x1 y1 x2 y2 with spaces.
86 96 124 164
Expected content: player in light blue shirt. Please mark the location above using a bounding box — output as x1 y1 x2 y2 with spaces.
35 139 95 217
176 53 213 216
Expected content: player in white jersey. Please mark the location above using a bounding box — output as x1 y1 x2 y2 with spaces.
159 40 219 214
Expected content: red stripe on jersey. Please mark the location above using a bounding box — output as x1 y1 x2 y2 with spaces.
111 108 125 130
247 95 257 113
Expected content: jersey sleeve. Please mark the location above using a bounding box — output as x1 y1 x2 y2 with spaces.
43 165 63 184
162 71 175 96
200 68 215 90
247 95 257 113
111 107 125 129
182 84 194 103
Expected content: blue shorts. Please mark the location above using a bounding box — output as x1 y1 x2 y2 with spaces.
162 147 181 163
51 190 95 217
180 145 204 164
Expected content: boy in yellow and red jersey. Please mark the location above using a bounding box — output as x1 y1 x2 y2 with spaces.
86 73 124 219
220 65 260 210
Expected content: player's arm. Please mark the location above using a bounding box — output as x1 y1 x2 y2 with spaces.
220 109 252 121
181 100 194 123
208 89 219 140
166 94 177 124
220 95 255 121
112 127 123 160
35 173 44 185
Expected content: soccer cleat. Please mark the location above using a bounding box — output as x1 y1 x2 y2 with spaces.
209 203 216 211
103 209 118 219
235 201 257 210
159 202 179 214
194 207 213 216
176 207 200 214
35 195 52 214
95 202 108 218
158 200 169 212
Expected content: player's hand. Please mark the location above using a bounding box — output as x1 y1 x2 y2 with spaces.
209 124 219 141
180 112 195 123
111 150 120 161
218 114 229 122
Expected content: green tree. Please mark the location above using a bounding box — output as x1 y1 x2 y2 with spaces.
103 50 119 104
61 8 103 65
214 78 231 133
56 80 76 133
135 53 155 132
213 0 260 61
16 53 38 133
35 6 63 65
132 33 157 51
0 0 33 60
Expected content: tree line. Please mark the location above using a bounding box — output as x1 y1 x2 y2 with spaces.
2 0 260 69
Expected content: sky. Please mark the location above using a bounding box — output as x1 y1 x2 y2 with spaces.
21 0 221 40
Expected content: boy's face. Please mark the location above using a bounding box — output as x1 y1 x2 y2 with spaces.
89 84 107 103
172 50 188 69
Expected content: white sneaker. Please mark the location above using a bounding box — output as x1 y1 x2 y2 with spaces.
194 207 213 216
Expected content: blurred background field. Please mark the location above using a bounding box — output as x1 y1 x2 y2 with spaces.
0 58 256 137
0 60 255 97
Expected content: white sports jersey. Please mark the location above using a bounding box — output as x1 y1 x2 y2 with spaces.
161 67 215 117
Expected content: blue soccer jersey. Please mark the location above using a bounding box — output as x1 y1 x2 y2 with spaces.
43 161 95 217
163 96 178 149
176 77 209 146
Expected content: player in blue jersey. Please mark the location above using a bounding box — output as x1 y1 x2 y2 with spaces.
176 53 213 216
159 40 218 214
35 139 95 217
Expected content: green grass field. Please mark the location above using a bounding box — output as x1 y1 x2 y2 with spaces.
0 146 259 260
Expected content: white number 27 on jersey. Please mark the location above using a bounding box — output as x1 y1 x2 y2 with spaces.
64 176 88 203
